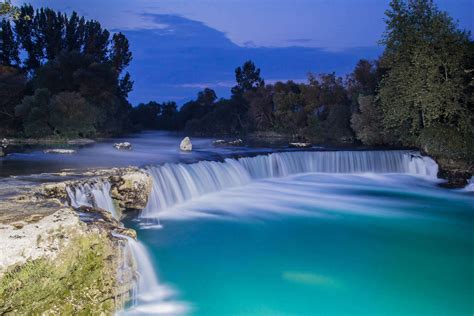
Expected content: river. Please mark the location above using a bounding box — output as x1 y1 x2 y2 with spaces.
1 131 473 315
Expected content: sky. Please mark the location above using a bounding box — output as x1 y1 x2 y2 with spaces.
15 0 474 105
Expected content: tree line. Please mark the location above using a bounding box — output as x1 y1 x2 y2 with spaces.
132 0 473 164
1 0 472 166
0 4 133 138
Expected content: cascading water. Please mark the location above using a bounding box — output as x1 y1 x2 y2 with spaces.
142 150 438 218
67 181 188 314
67 181 118 219
118 235 189 315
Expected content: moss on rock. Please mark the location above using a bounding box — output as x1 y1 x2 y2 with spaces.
0 231 127 315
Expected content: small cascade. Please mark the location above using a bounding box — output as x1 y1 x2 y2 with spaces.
142 150 438 218
67 181 119 219
119 235 188 315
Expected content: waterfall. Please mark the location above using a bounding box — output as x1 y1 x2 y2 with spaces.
67 181 119 219
142 150 438 218
119 235 188 315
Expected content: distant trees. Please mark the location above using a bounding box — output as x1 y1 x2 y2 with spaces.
0 4 134 138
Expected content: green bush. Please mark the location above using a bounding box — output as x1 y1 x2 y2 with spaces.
418 124 474 162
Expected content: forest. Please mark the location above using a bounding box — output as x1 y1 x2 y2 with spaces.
1 1 473 169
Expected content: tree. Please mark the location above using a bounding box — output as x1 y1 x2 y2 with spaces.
379 0 472 141
15 88 53 137
0 19 19 66
15 5 43 70
110 32 132 73
0 65 25 133
351 95 385 145
245 85 274 131
48 91 96 137
231 60 265 96
83 20 109 62
65 12 85 52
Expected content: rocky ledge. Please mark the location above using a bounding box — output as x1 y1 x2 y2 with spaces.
0 168 147 314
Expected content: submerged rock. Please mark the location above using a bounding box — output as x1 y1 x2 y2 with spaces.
180 137 192 151
44 149 76 154
114 142 132 150
67 138 95 145
213 139 244 146
110 170 152 210
289 142 312 148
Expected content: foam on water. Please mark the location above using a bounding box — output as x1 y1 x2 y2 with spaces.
142 150 439 219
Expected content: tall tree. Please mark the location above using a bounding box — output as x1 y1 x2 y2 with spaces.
83 20 109 62
65 12 85 52
110 32 132 73
231 60 265 96
0 19 19 66
379 0 472 140
15 5 43 70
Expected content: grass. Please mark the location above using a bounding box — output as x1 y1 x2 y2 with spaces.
0 232 121 315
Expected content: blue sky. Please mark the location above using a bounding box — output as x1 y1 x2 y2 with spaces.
16 0 474 104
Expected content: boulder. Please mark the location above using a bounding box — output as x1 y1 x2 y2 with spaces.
0 147 5 157
38 182 69 201
110 171 152 210
289 142 312 148
113 142 132 150
44 149 76 154
180 137 192 151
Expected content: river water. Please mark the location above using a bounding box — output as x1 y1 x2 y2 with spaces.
1 132 473 315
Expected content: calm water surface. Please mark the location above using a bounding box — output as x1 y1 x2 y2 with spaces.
126 174 474 316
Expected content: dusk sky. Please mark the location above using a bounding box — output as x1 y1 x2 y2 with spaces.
15 0 474 105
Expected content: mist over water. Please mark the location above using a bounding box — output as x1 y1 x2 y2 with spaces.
35 139 473 315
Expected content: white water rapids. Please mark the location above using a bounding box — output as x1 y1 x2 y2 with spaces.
142 150 438 218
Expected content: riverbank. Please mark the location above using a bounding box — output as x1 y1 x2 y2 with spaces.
0 167 151 314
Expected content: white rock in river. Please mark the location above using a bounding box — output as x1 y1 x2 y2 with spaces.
114 142 132 150
180 137 192 151
44 149 77 154
289 142 312 148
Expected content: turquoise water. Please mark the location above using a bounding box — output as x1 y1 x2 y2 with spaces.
126 174 473 316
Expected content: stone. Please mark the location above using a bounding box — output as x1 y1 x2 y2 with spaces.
212 139 244 146
180 137 192 151
43 149 76 154
67 138 95 145
113 142 132 150
39 182 68 201
110 171 152 210
0 147 5 157
289 142 312 148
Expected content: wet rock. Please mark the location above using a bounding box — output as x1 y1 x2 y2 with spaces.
110 170 152 210
67 138 95 145
289 142 312 148
38 182 68 201
0 147 5 157
213 139 244 146
180 137 192 151
44 149 76 154
114 142 132 150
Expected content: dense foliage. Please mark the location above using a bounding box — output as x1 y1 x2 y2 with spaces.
1 1 472 167
132 0 472 166
0 5 133 137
